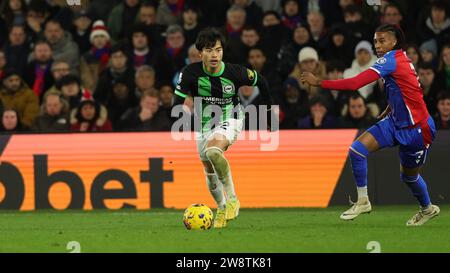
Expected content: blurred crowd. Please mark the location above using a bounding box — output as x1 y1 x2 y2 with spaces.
0 0 449 133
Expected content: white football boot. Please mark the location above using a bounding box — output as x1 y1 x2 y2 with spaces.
406 204 440 226
340 196 372 220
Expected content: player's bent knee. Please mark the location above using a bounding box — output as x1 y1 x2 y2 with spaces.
349 140 369 159
205 147 224 164
400 172 419 183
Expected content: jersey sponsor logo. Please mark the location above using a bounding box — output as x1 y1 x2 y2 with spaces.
376 57 387 64
201 96 233 105
247 69 255 81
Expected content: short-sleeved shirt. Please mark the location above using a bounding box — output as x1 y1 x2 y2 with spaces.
175 61 258 133
369 49 429 128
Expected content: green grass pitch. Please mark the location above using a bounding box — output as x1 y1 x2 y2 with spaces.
0 206 448 253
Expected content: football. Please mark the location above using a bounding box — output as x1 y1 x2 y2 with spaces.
183 204 213 230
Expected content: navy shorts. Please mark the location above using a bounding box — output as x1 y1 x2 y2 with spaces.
367 116 436 168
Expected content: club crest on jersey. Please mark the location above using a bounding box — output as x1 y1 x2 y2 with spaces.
376 57 387 64
223 84 235 94
247 69 255 81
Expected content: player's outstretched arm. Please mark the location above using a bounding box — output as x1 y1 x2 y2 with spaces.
300 69 380 91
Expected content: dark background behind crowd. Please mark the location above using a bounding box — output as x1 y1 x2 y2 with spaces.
0 0 449 133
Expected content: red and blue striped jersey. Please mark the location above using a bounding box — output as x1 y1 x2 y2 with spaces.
370 49 429 128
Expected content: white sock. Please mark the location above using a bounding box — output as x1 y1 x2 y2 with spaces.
206 172 226 209
357 186 368 199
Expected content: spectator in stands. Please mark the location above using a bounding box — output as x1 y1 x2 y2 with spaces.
281 0 305 30
3 24 29 76
0 17 6 49
343 40 377 100
156 0 183 26
159 83 174 118
137 2 166 46
254 0 282 14
71 8 93 55
338 93 376 129
434 91 450 129
247 47 282 100
0 69 39 129
0 108 24 132
31 91 70 132
222 5 247 43
45 61 71 94
25 0 50 43
119 90 171 131
322 25 354 68
322 59 347 116
165 24 188 71
239 85 263 108
299 0 344 26
172 44 201 87
239 85 265 130
418 62 440 116
342 4 373 43
105 78 138 129
405 43 422 70
306 11 327 46
232 0 263 28
108 0 142 44
279 77 308 129
227 25 260 64
134 65 156 99
0 0 27 28
56 74 86 110
128 24 174 84
418 0 450 50
289 46 325 99
277 24 316 79
80 20 111 91
420 39 439 68
181 5 202 47
89 0 122 22
298 95 337 129
70 91 112 132
43 20 80 71
381 3 403 26
24 40 54 102
435 44 450 91
0 50 5 80
95 44 135 104
259 10 290 63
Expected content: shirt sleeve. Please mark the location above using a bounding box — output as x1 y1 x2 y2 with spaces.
237 65 258 87
370 51 397 77
174 67 192 98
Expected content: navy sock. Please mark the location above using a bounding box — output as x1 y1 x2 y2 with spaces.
349 141 369 188
401 173 431 208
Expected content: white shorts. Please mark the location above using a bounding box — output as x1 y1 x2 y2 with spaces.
196 118 243 161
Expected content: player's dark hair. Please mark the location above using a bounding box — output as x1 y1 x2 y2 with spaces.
375 24 405 50
195 28 226 51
